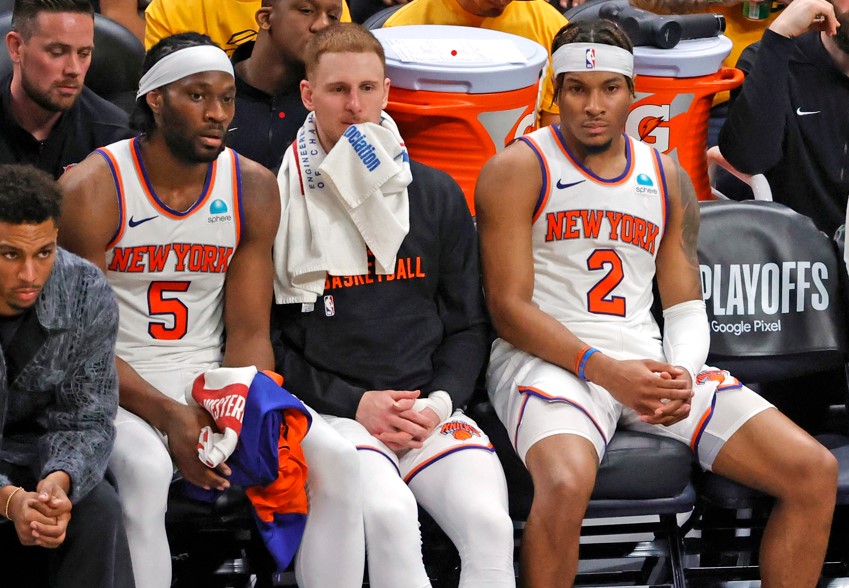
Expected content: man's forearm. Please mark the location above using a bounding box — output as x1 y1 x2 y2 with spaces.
222 334 274 372
630 0 740 14
116 356 180 432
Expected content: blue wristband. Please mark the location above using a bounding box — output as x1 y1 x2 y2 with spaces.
578 347 600 382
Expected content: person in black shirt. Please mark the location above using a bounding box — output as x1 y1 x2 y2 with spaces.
272 24 515 586
229 0 342 172
0 0 132 179
719 0 849 236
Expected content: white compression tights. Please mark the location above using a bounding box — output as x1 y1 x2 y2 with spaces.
355 443 515 588
409 449 515 588
109 406 367 588
296 408 366 587
109 407 173 588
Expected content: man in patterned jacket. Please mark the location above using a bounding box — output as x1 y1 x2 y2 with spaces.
0 164 133 588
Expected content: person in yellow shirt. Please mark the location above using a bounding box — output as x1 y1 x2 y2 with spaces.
144 0 352 54
383 0 568 126
713 2 782 70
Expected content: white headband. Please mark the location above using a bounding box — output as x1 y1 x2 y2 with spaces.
136 45 235 99
552 42 634 79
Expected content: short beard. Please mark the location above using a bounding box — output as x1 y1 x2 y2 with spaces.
158 99 226 164
8 296 38 313
161 125 224 164
833 9 849 54
582 139 613 156
21 74 75 113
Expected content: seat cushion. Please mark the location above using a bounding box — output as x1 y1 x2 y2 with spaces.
696 471 767 509
469 400 696 520
595 431 694 500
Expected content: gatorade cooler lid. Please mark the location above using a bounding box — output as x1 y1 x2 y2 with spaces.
634 34 732 78
373 25 548 94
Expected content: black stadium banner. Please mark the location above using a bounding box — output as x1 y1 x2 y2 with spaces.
696 200 848 382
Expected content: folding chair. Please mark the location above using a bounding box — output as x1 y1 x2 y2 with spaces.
166 482 278 588
362 4 405 29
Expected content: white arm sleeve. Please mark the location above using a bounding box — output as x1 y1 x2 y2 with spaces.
662 299 710 382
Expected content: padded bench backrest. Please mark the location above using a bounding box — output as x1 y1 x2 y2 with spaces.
698 200 848 382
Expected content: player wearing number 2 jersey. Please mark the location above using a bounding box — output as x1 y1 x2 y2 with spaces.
525 129 666 359
57 33 365 588
476 19 838 588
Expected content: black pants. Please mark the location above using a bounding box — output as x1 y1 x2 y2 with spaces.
0 466 135 588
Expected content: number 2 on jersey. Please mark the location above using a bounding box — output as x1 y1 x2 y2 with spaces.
148 281 190 340
586 249 626 316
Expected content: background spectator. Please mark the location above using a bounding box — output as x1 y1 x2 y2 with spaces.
144 0 352 55
0 0 132 178
98 0 146 43
719 0 847 235
230 0 342 172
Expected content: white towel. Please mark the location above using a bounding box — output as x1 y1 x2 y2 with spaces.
273 111 412 304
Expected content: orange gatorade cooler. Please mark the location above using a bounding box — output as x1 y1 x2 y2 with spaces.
627 36 744 200
372 25 548 214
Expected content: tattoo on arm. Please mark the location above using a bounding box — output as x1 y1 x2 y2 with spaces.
629 0 737 15
677 168 700 271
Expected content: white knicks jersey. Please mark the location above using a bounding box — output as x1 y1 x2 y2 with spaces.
522 125 669 359
98 137 243 371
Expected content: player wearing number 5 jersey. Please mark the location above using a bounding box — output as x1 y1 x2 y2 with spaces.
99 137 240 370
57 33 365 588
476 19 838 588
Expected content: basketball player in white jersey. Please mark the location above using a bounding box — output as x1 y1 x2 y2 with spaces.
476 19 838 588
56 33 365 588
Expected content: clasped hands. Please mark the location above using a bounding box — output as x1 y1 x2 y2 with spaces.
356 390 441 452
588 356 695 427
8 472 72 549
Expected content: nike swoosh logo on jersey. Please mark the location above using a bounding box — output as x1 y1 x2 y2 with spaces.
128 215 159 228
796 108 821 116
556 179 586 190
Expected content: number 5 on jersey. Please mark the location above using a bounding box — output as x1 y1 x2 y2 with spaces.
148 281 190 340
587 249 626 317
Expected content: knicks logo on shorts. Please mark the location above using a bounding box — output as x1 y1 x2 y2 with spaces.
440 421 481 441
696 369 741 390
696 369 730 385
